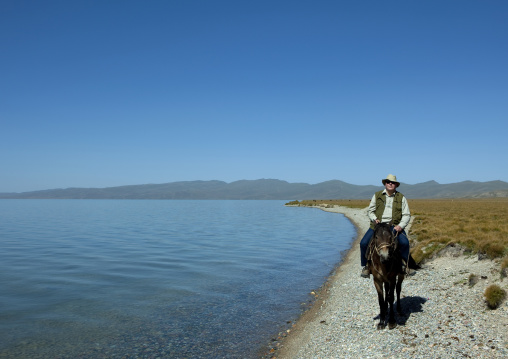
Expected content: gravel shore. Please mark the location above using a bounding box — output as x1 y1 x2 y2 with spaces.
272 205 508 359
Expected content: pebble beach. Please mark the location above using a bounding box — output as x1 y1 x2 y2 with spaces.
270 205 508 359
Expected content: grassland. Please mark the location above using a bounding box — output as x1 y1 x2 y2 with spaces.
287 198 508 272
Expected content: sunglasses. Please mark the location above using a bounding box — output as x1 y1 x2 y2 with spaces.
385 180 396 185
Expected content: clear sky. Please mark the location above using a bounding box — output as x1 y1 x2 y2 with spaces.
2 1 507 192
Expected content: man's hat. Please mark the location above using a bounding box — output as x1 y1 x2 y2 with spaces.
382 174 400 187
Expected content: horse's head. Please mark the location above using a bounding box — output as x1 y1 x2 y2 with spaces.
373 222 397 263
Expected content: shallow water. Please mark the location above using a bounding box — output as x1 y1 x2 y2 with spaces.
0 200 355 358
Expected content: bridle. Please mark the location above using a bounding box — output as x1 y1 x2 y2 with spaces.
374 227 398 256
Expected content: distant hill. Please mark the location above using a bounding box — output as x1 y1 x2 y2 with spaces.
1 179 508 200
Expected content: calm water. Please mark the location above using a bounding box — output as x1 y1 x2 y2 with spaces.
0 200 355 358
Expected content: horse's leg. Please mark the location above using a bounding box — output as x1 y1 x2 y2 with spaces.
396 275 404 315
383 281 390 310
374 279 386 330
388 280 397 329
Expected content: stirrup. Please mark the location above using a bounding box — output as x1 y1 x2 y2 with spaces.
402 263 416 277
405 267 416 276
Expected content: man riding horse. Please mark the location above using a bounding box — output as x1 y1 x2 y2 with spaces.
360 174 415 278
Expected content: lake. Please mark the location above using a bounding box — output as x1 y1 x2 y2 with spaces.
0 200 356 358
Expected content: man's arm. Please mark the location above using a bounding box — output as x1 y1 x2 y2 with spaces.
367 194 378 223
397 196 411 230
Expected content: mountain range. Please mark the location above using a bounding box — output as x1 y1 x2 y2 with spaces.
1 179 508 200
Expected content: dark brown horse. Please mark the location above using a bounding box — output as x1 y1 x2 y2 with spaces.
367 222 404 329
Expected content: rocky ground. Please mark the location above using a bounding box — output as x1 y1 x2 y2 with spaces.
268 206 508 359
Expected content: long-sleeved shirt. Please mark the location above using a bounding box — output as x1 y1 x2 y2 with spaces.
367 190 411 229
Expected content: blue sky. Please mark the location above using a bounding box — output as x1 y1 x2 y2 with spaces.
2 1 507 192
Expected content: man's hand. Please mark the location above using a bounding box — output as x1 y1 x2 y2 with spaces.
394 225 403 232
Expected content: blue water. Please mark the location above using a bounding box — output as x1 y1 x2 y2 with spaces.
0 200 355 358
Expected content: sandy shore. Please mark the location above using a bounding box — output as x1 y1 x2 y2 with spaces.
271 205 508 358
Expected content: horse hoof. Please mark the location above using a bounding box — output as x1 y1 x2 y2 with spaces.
377 323 386 330
388 322 397 330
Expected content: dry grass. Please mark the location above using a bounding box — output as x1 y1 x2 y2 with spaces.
287 198 508 270
484 284 507 309
408 199 508 264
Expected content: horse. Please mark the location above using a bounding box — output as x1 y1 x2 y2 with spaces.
367 222 405 330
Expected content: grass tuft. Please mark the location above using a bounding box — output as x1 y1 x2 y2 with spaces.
484 284 507 309
468 274 479 287
501 257 508 270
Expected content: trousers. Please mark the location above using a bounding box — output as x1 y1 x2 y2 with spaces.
359 226 410 267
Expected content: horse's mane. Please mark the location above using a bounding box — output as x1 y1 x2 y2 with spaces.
374 222 393 236
375 222 391 230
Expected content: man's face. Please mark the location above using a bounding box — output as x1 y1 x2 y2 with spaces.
384 180 397 192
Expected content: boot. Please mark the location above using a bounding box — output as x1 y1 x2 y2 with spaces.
361 265 370 278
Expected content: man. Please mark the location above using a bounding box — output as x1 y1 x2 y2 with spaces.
360 174 414 278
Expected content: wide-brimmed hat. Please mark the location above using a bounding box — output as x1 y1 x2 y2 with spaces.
382 174 400 187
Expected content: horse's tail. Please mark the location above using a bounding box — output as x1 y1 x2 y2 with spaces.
408 254 421 270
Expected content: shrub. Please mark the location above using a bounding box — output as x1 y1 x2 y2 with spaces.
285 200 300 206
484 284 507 309
501 256 508 270
468 274 479 287
479 241 506 259
501 257 508 278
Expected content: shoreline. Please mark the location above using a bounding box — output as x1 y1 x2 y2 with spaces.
270 205 508 358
